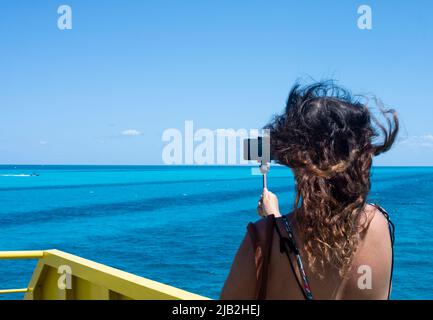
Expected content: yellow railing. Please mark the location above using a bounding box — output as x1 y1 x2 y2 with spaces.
0 250 44 295
0 250 44 260
0 250 209 300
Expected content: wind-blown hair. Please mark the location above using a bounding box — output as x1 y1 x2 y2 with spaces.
266 81 398 276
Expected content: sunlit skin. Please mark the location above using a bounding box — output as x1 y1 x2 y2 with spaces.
221 190 392 300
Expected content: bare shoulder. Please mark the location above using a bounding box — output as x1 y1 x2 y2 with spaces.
252 216 268 229
359 204 391 241
251 217 269 240
346 204 393 299
355 204 392 275
250 214 282 244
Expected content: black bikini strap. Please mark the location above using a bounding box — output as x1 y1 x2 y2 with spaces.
369 203 395 300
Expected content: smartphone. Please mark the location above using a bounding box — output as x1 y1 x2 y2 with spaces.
243 137 273 162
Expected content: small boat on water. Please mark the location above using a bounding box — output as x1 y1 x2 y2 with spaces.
0 250 209 300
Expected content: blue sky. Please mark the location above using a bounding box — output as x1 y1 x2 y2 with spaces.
0 0 432 165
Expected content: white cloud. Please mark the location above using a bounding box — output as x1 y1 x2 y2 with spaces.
39 140 48 145
121 129 141 137
400 134 433 148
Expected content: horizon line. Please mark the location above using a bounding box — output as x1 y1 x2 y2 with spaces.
1 164 433 168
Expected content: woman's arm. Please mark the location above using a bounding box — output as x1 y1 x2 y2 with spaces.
220 231 257 299
221 188 281 299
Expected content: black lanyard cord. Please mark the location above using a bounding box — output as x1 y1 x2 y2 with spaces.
274 218 313 300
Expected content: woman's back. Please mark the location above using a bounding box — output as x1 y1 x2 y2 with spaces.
265 204 392 299
220 204 393 300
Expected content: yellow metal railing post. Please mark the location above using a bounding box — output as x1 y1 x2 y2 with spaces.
0 251 44 295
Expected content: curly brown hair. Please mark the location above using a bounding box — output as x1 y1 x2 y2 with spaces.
266 81 399 277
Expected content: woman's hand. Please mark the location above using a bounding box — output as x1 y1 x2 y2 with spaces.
257 188 281 217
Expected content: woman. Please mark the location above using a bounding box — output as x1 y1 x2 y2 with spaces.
221 81 398 300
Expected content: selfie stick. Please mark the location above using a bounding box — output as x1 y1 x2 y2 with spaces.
259 161 270 189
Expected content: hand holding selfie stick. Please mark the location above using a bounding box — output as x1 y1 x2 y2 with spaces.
244 136 279 217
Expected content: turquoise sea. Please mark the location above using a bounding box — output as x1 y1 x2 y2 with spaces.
0 165 432 300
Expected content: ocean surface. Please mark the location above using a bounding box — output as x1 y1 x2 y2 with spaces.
0 165 432 300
